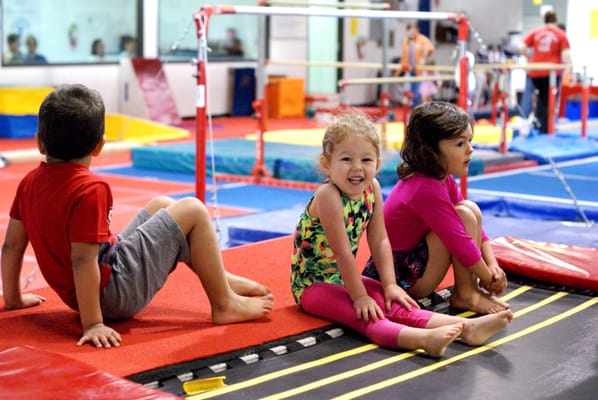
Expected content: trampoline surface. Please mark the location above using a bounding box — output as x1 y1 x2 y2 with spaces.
136 283 597 400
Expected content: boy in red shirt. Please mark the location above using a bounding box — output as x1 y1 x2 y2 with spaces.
2 84 273 348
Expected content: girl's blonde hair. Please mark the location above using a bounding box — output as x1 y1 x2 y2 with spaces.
321 111 381 162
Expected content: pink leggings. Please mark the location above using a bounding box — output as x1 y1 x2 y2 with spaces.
300 276 433 349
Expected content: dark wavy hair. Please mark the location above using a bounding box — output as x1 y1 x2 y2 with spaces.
37 84 105 161
397 101 472 180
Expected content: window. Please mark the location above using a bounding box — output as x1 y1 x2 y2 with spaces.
2 0 139 65
158 0 258 62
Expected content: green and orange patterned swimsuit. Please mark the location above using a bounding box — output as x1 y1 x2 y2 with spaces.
291 183 375 305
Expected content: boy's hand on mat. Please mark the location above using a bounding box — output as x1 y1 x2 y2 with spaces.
77 323 122 348
354 295 384 322
383 284 419 312
5 293 46 309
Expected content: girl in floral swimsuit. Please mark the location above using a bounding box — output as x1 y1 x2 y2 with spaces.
291 112 512 357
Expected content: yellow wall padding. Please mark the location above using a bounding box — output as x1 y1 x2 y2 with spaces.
105 114 189 144
0 87 54 115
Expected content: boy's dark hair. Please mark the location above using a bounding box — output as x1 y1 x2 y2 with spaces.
398 101 472 180
544 10 557 24
38 84 105 161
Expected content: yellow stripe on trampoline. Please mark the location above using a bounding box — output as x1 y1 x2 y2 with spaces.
186 286 533 399
186 344 379 399
331 296 597 400
258 291 566 400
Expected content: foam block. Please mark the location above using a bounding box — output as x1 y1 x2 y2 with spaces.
0 346 181 399
491 236 598 292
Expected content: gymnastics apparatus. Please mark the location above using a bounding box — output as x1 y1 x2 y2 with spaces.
192 4 592 202
192 4 471 201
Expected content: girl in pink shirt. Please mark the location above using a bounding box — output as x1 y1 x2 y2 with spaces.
363 102 509 315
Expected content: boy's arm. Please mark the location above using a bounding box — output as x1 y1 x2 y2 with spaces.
71 242 121 348
2 217 45 309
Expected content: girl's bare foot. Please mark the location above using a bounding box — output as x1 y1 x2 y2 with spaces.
461 310 513 346
226 272 270 296
422 323 463 358
398 324 463 358
450 289 509 315
212 292 274 324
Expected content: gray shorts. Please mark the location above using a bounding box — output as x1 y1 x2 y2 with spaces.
100 208 191 319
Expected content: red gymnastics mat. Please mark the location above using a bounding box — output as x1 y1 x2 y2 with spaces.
491 236 598 292
0 236 333 378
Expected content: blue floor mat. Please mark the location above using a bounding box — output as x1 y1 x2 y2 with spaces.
508 135 598 164
129 139 485 187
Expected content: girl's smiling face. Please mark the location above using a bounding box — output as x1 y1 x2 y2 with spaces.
321 135 380 201
438 125 474 178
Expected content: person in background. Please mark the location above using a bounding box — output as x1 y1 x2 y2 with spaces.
291 111 512 357
223 28 244 57
1 84 274 348
3 33 24 64
119 35 137 58
519 10 571 134
90 38 107 62
418 58 441 103
24 35 47 64
399 22 435 106
363 102 510 316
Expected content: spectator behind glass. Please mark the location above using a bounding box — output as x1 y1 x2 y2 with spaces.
90 39 106 62
119 35 137 58
24 35 48 64
3 33 25 64
223 28 243 56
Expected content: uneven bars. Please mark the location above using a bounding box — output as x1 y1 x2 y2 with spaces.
262 0 390 9
267 59 403 70
198 5 458 20
193 5 468 199
339 74 455 87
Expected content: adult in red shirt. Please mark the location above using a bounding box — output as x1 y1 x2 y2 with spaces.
520 10 571 134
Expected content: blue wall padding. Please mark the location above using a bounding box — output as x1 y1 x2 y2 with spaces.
564 101 598 121
131 139 484 186
509 135 598 164
0 115 37 138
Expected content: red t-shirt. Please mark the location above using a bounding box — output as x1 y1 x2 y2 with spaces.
523 25 570 78
10 162 115 310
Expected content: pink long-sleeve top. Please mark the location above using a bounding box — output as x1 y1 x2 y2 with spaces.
384 173 488 268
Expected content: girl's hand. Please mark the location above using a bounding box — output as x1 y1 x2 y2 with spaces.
353 295 384 322
487 266 508 295
384 283 419 312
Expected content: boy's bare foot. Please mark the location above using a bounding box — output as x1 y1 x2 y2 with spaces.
422 323 463 358
461 310 513 346
226 272 270 297
211 293 274 324
450 289 509 315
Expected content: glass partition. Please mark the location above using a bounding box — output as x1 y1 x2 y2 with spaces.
2 0 139 65
158 0 258 62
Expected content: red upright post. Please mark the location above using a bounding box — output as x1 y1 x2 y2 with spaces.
457 15 470 199
193 10 211 202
